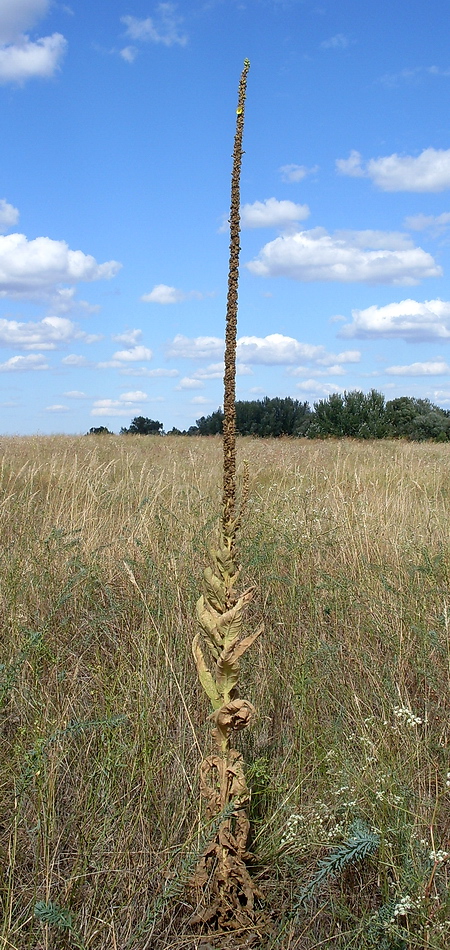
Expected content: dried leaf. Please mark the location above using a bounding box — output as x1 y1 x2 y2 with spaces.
203 566 227 611
192 634 222 709
220 623 264 669
196 595 222 654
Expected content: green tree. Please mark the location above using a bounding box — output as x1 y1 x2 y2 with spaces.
196 397 311 437
87 426 112 435
120 416 163 435
308 390 387 439
386 397 450 441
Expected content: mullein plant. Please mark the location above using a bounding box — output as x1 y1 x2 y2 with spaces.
191 59 264 929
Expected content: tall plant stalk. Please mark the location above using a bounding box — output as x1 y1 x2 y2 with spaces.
191 59 263 930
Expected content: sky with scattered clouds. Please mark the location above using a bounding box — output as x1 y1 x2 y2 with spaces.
2 0 450 433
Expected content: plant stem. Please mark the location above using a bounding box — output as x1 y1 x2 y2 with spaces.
223 58 250 542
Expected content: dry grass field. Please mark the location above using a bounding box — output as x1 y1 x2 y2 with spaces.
1 435 449 949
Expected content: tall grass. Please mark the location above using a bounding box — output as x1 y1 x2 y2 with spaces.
1 434 449 948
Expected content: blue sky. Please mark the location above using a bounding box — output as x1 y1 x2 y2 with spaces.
3 0 450 433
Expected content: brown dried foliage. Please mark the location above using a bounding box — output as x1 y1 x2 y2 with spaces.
190 60 264 933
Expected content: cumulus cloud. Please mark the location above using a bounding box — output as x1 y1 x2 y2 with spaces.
176 377 205 390
167 332 360 370
120 45 137 63
91 390 149 417
247 227 440 285
240 198 310 229
191 396 210 405
404 212 450 236
45 404 69 412
111 345 153 361
0 353 49 371
141 283 204 304
0 233 121 299
0 0 49 42
340 298 450 341
385 360 450 375
112 328 143 345
336 149 366 178
320 33 350 50
0 33 67 83
0 1 67 83
237 334 360 366
166 334 224 359
193 361 252 379
279 164 319 183
0 315 97 350
337 147 450 192
119 366 178 378
64 390 87 398
121 5 187 48
62 354 89 366
296 380 344 396
0 199 19 232
287 364 346 377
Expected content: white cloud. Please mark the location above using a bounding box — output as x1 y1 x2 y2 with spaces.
0 33 67 83
112 328 143 345
333 229 413 250
279 164 319 183
120 390 148 401
64 390 87 398
240 197 310 229
119 366 178 377
385 360 450 376
0 353 49 371
120 45 137 63
191 396 210 405
0 315 96 350
166 334 224 359
237 334 321 365
246 227 441 285
337 147 450 192
193 361 252 379
0 1 49 43
0 233 121 299
0 199 19 232
121 5 187 47
237 334 361 366
336 149 366 178
288 364 346 377
340 298 450 341
378 65 450 87
167 333 361 368
111 345 153 362
296 380 344 396
62 354 89 366
91 390 149 417
404 212 450 236
320 33 350 50
176 377 205 390
45 404 69 412
141 283 204 304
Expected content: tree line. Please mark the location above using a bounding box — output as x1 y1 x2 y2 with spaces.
87 392 450 441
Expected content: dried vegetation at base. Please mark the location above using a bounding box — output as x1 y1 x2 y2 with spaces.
1 434 449 948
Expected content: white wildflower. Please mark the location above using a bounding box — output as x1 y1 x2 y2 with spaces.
393 705 423 726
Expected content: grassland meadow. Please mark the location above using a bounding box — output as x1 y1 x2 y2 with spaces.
0 434 449 948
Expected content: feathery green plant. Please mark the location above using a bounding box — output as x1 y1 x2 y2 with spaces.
34 900 86 949
0 629 42 709
295 820 380 907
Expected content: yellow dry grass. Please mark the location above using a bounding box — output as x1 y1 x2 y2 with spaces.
1 435 449 949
